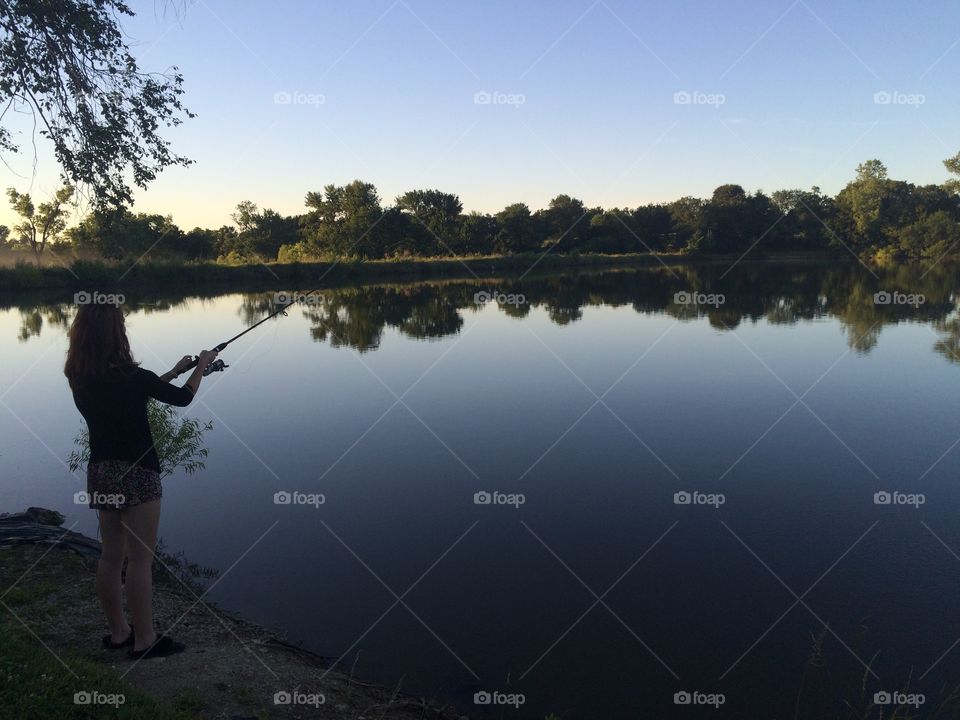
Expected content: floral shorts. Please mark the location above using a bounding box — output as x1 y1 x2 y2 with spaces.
86 460 162 510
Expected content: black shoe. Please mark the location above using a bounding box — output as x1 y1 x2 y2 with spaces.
127 634 186 659
102 625 134 650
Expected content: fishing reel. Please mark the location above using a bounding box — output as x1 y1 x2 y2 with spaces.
203 358 229 376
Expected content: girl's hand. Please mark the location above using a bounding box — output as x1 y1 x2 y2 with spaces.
197 349 218 368
172 355 194 375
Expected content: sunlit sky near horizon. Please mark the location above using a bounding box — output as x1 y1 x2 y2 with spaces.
2 0 960 230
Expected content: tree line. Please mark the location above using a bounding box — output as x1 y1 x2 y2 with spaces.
4 153 960 265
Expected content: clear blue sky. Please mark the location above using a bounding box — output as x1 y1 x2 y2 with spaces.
4 0 960 229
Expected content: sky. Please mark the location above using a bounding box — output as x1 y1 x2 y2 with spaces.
3 0 960 230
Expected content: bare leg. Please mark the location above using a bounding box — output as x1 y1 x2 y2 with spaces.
95 509 130 643
121 500 161 651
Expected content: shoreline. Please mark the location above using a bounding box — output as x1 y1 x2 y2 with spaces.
0 507 466 719
0 250 852 293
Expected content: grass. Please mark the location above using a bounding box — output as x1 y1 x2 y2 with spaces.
0 623 197 720
0 250 727 292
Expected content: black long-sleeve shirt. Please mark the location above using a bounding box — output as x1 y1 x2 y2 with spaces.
71 365 195 474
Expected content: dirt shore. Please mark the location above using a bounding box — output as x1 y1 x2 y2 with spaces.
0 509 467 720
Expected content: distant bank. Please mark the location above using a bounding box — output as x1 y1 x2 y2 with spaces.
0 251 851 293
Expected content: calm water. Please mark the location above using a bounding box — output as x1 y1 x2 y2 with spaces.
4 262 960 717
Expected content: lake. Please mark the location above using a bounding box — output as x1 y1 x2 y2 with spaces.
3 260 960 718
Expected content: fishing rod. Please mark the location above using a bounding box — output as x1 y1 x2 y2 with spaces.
180 289 323 376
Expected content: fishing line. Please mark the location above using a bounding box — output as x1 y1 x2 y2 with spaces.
182 288 322 376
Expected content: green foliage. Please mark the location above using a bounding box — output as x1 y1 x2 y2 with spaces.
27 150 960 264
69 208 182 261
302 180 385 258
223 201 299 260
68 399 212 479
6 185 74 263
899 210 960 258
0 0 194 208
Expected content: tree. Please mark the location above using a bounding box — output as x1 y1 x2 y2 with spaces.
303 181 384 257
630 205 673 252
175 227 217 260
834 160 897 249
944 151 960 195
7 185 74 263
588 209 633 253
543 194 590 250
69 208 182 260
458 212 496 255
494 202 536 253
666 196 705 250
899 210 960 258
228 201 299 260
770 187 835 250
396 189 463 254
701 185 745 252
0 0 194 207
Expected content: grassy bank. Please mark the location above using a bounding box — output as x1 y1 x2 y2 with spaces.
0 251 849 293
0 531 467 719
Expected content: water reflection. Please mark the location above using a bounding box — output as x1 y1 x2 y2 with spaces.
7 261 960 359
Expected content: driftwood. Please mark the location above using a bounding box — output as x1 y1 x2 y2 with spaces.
0 507 101 558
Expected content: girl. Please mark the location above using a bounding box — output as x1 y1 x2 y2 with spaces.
65 302 217 659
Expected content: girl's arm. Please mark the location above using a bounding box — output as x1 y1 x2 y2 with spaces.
142 350 218 406
160 355 195 383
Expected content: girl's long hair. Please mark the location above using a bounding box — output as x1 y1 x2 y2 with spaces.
64 304 137 391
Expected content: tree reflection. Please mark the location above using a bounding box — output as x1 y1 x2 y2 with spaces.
10 262 960 366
